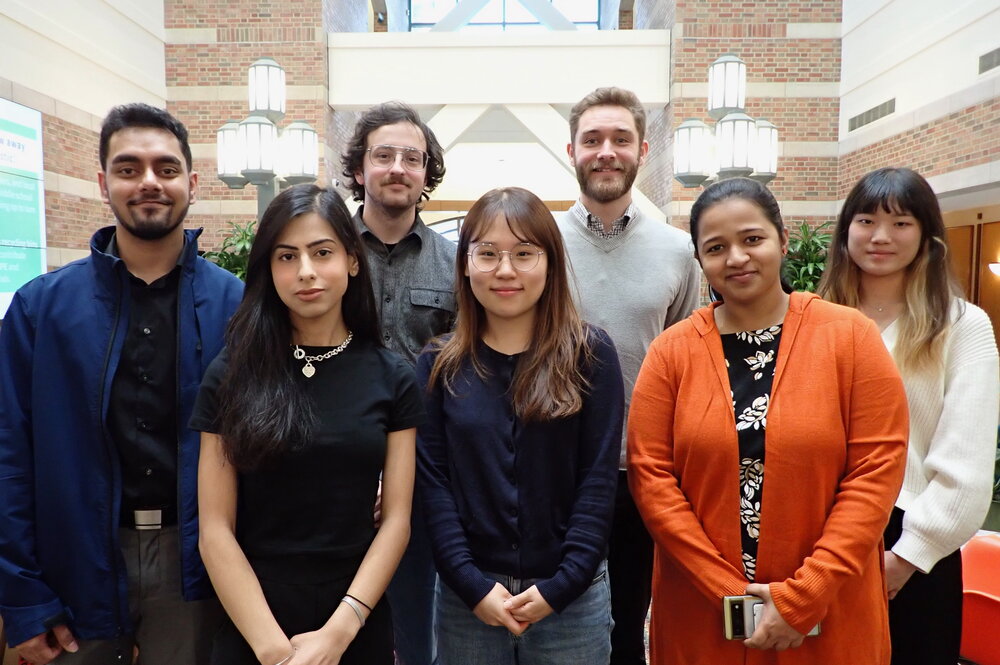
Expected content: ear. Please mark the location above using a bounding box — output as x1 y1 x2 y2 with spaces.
566 142 576 167
638 140 650 166
188 171 198 204
780 228 790 256
98 171 111 204
348 255 359 277
354 168 365 187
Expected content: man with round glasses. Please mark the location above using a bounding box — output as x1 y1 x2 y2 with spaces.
559 87 701 665
341 101 456 665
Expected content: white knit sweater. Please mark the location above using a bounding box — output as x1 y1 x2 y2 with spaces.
883 301 999 572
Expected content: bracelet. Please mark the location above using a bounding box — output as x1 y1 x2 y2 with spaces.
273 649 296 665
344 593 373 613
341 595 366 628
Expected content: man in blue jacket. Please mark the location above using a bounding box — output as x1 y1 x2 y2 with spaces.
0 104 243 665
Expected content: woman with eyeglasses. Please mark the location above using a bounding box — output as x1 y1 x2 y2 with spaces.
819 167 999 665
416 187 624 664
628 178 908 664
191 185 422 665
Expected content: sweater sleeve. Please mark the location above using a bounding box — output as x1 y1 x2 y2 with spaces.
628 334 750 602
415 350 495 610
769 318 908 634
892 305 999 572
665 257 702 328
535 328 623 612
0 291 69 645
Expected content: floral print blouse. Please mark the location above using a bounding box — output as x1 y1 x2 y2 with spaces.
721 324 782 581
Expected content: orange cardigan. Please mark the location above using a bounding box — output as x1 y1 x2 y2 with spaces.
628 293 908 665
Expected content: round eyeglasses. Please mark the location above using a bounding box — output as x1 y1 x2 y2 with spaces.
468 242 545 273
366 144 429 172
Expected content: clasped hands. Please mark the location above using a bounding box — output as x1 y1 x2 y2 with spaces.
742 583 805 652
473 582 554 635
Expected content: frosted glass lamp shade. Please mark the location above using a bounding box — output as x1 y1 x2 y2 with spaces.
248 58 286 124
673 119 712 188
708 54 746 120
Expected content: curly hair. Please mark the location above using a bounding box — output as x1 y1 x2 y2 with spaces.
341 102 445 208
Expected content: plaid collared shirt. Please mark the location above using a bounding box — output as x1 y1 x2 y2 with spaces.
570 200 639 239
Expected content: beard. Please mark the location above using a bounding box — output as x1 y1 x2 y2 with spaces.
576 159 640 204
368 176 421 213
111 196 189 241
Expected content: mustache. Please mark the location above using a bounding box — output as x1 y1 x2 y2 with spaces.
381 176 411 187
589 161 624 173
128 195 173 205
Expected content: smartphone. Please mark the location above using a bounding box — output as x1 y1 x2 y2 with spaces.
724 594 821 639
723 595 762 639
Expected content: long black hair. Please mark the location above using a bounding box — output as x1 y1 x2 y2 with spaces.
689 177 793 300
216 184 380 470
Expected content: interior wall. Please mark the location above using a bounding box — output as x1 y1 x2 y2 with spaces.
978 220 1000 348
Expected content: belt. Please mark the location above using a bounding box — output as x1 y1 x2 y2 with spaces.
125 507 177 530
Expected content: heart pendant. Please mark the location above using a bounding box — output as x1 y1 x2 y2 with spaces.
302 363 316 378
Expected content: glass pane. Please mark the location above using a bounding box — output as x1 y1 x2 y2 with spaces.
469 0 503 22
553 0 598 22
410 0 457 24
505 0 536 22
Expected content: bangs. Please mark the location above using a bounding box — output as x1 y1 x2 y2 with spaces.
847 169 918 217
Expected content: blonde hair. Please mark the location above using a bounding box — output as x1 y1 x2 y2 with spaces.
819 168 962 373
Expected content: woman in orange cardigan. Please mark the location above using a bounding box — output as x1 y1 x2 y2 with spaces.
628 178 908 664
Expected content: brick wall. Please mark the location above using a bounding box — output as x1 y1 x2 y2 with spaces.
161 0 330 251
839 98 1000 198
659 0 842 234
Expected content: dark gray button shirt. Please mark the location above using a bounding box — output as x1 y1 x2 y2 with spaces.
353 207 457 365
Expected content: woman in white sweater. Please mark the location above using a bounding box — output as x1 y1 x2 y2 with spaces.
819 167 999 665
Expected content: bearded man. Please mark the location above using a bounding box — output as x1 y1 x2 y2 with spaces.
558 87 701 665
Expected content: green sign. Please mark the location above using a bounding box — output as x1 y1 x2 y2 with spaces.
0 98 46 318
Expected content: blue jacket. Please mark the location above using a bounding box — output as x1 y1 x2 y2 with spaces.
0 226 243 646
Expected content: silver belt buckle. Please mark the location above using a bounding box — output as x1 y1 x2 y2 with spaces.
134 509 162 531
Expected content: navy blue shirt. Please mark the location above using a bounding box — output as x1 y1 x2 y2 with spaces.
416 326 623 613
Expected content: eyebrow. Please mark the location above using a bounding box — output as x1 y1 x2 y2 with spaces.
699 227 768 247
273 238 339 251
110 154 183 166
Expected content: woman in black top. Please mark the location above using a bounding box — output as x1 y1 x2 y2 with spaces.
192 185 421 665
417 187 624 664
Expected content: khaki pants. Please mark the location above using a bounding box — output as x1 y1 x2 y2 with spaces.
53 527 223 665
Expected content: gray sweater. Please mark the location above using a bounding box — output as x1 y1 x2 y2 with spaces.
558 203 701 466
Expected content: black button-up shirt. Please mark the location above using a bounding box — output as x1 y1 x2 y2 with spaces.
353 207 457 365
107 239 180 526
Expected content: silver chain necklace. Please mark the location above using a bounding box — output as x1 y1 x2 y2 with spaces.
292 331 353 378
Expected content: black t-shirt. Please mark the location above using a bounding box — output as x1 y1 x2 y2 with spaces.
189 338 423 568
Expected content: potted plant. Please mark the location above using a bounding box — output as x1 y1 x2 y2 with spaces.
783 221 832 292
203 220 255 281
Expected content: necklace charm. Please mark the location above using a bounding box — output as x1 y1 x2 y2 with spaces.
292 331 353 379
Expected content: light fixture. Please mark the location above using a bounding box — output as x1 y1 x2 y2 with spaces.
673 119 712 188
248 58 286 124
281 121 320 186
673 54 779 187
217 59 318 219
216 121 247 189
989 263 1000 276
708 54 746 120
716 112 755 180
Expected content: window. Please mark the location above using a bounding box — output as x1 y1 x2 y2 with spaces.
408 0 601 31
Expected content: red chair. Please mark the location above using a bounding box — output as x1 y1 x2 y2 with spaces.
962 532 1000 665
